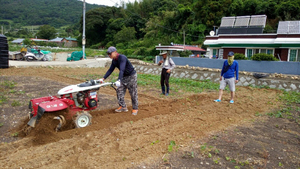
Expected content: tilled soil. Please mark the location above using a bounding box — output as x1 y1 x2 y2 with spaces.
0 67 299 169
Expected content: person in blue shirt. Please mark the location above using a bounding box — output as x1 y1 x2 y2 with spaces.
99 46 138 115
214 51 239 103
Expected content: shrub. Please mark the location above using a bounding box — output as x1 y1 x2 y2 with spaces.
89 43 101 49
47 42 58 47
252 53 278 61
135 47 149 56
137 55 144 60
147 47 157 56
234 53 247 60
123 49 135 56
144 56 154 61
178 50 192 57
116 43 126 50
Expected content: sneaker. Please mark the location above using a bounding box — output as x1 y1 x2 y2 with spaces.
230 100 234 104
214 99 221 102
165 93 169 96
132 109 138 116
115 106 128 112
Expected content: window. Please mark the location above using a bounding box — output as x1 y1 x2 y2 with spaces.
289 49 300 62
213 49 217 56
246 48 274 58
267 49 273 55
246 49 253 59
212 48 220 58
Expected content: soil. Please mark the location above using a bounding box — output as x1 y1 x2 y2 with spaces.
0 67 299 169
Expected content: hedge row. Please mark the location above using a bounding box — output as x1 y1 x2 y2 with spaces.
234 53 278 61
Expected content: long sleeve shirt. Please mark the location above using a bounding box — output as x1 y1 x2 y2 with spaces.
160 57 176 70
221 60 239 80
103 54 136 81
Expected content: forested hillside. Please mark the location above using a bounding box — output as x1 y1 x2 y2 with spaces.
0 0 103 27
78 0 300 56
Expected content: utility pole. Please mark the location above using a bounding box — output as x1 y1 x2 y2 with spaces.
82 0 86 60
183 30 185 46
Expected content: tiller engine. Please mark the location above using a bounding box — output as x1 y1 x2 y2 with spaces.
24 80 116 134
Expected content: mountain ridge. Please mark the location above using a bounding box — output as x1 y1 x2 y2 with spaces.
0 0 104 28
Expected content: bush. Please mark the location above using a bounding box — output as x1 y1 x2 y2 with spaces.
127 55 138 59
148 47 157 56
178 50 192 57
89 43 101 49
116 43 126 50
234 53 247 60
47 42 58 47
252 53 278 61
144 56 154 61
123 49 135 56
135 47 149 56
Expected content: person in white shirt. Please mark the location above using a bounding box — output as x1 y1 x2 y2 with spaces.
158 51 176 96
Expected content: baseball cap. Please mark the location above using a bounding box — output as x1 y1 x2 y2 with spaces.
228 51 234 56
107 46 117 54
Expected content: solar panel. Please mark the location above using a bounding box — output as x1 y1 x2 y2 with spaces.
234 16 250 27
249 15 267 27
220 16 235 27
218 15 267 34
277 21 288 34
288 21 300 34
277 21 300 34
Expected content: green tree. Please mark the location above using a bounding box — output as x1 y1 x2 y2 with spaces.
16 29 32 38
36 25 57 39
80 7 124 47
23 38 31 46
275 0 300 20
114 26 136 45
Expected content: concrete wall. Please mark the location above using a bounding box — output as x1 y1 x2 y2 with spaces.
156 56 300 75
131 60 300 92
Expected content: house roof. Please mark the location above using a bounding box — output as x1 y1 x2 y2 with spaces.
156 45 206 52
179 45 206 52
204 34 300 48
30 38 48 42
11 39 24 43
277 21 300 34
65 37 77 41
49 37 64 42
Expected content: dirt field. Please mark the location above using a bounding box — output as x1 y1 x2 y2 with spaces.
0 67 299 169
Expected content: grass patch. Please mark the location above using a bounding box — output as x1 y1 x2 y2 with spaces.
267 91 300 124
137 74 219 93
1 80 16 89
0 80 17 105
11 100 21 107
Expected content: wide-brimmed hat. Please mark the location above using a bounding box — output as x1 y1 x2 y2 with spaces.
159 51 167 55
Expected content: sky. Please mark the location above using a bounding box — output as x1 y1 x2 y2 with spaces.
81 0 137 7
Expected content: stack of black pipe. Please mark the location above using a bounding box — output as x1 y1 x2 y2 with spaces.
0 34 9 68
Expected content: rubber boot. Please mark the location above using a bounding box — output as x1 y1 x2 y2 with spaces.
161 86 165 95
166 87 169 96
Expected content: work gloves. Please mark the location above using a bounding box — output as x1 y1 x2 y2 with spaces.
98 78 104 83
115 79 121 87
97 78 121 87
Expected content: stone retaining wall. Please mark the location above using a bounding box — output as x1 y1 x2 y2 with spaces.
130 60 300 92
